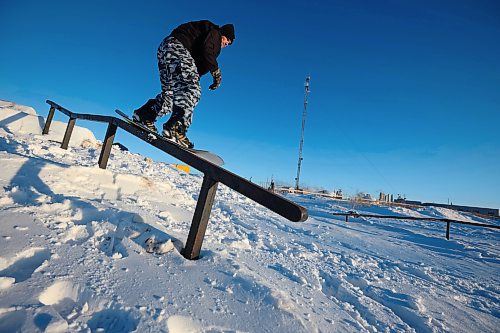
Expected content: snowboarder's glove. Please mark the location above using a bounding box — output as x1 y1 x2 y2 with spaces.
209 68 221 90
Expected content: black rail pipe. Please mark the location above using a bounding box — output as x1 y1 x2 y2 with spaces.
109 117 308 222
332 212 499 240
46 100 113 123
45 100 307 222
43 100 308 259
332 212 500 229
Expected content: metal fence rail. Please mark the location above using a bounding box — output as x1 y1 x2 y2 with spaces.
43 100 308 259
332 212 499 240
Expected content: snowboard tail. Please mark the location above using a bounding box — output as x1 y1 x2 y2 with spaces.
115 109 224 166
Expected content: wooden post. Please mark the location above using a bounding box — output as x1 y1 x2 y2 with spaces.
182 175 219 260
60 118 76 149
98 123 118 169
346 215 349 223
446 221 451 240
42 106 56 134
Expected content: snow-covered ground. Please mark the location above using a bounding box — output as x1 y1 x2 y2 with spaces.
0 101 499 332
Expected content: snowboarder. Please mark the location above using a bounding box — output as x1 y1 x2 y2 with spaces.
132 20 235 149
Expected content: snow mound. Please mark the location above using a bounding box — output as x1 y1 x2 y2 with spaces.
39 280 81 306
0 100 96 146
0 277 15 290
166 315 202 333
0 100 37 115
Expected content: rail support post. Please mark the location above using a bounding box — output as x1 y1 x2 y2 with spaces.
182 175 219 260
98 123 118 169
446 221 451 240
42 106 55 135
61 117 76 149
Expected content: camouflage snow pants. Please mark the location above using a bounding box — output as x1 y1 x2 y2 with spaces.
153 36 201 127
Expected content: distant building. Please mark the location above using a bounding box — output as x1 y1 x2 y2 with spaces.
361 193 372 200
379 192 391 202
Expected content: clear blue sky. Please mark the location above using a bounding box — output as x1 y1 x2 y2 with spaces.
1 0 499 208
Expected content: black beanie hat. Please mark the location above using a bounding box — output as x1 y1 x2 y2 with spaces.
220 24 235 43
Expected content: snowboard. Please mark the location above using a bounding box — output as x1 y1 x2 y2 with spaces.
115 109 224 166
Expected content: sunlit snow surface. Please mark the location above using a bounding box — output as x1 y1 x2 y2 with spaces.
1 102 499 332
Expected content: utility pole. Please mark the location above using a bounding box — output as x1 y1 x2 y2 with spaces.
295 76 310 190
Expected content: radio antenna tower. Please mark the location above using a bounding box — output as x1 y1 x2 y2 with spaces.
295 76 310 190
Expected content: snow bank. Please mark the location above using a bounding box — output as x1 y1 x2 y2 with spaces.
0 100 96 147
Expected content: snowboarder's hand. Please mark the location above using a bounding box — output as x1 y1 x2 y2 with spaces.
209 68 221 90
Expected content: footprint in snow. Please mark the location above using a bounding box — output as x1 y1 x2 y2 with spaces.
0 309 27 333
0 247 51 283
87 309 139 333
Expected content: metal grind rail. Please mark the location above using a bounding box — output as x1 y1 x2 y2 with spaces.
43 100 308 259
332 212 500 240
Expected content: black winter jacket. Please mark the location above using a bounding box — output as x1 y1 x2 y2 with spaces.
169 20 222 76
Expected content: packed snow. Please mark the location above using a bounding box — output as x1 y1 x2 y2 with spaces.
0 101 499 332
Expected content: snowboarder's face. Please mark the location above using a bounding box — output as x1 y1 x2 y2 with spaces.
221 36 231 48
